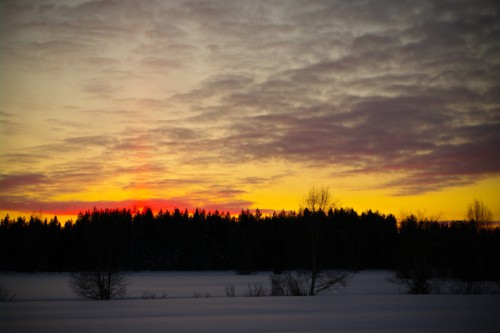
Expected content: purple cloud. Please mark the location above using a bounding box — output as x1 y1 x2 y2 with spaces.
0 173 47 191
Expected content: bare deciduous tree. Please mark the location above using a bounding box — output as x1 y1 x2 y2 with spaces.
69 270 127 300
466 199 493 230
300 186 339 295
301 186 336 213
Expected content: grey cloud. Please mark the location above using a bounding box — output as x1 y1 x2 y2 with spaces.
173 73 255 103
26 134 118 159
46 161 111 191
0 112 23 135
238 176 269 185
383 124 500 195
0 174 254 212
1 0 150 73
152 125 201 142
64 135 118 147
0 168 99 205
114 98 170 112
132 42 200 72
45 117 89 132
81 79 123 99
0 153 48 166
196 185 247 199
122 176 206 191
0 111 14 117
181 62 499 192
2 39 99 71
110 137 158 154
2 0 499 200
139 57 186 70
0 173 47 191
236 173 291 189
351 34 403 54
145 21 188 41
81 108 138 119
84 56 121 68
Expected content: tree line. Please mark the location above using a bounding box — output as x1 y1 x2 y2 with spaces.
1 205 499 287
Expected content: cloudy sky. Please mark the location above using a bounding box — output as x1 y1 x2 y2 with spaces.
1 0 499 220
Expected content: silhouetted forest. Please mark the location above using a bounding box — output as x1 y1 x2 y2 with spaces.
1 208 499 283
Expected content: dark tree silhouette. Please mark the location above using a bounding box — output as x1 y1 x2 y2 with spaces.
0 202 498 294
395 215 436 294
299 186 349 295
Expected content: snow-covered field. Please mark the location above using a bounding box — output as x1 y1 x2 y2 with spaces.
1 271 499 332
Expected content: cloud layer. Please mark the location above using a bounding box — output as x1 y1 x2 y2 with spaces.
1 0 499 215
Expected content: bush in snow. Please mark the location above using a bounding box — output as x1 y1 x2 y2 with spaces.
0 284 16 302
192 291 211 298
69 271 127 300
270 271 349 296
225 283 236 297
391 268 436 294
449 280 493 295
243 283 269 297
138 291 168 299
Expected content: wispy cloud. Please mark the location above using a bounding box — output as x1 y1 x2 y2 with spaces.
0 195 253 216
146 0 499 195
0 173 47 191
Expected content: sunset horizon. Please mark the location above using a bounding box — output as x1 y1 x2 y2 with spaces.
1 0 499 223
1 182 499 223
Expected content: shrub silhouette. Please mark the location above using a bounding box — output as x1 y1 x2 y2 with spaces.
69 271 127 300
270 271 349 296
0 284 16 302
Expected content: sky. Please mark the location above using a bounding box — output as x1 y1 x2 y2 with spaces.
1 0 499 221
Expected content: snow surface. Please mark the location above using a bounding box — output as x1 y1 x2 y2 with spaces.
1 271 499 333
